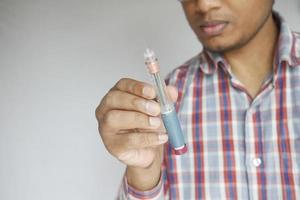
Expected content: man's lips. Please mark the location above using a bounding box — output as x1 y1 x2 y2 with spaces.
199 21 228 36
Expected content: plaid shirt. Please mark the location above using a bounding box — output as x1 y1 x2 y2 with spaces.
117 12 300 200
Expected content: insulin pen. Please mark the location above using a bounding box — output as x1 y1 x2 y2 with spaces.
144 48 187 155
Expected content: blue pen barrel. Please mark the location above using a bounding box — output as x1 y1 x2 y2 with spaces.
161 107 187 155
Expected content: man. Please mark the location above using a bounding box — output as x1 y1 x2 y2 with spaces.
95 0 300 199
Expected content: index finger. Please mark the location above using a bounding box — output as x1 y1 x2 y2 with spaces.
114 78 156 99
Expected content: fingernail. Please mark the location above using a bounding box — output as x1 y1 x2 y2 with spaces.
143 86 154 98
149 117 161 127
145 101 159 115
158 134 168 143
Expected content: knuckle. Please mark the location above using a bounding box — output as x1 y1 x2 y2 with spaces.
116 78 127 89
103 137 120 156
95 98 110 122
104 90 118 105
116 78 123 87
102 91 113 106
95 103 106 122
96 90 120 122
95 105 101 121
103 110 119 126
100 98 108 111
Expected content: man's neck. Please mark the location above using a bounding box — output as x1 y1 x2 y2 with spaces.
223 13 279 98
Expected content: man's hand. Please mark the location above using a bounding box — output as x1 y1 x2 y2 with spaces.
95 78 178 190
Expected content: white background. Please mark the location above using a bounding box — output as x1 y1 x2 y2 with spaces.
0 0 299 199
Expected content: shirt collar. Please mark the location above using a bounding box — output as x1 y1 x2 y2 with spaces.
197 50 225 75
197 11 300 75
274 12 300 67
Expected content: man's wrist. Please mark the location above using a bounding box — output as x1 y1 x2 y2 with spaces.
126 157 162 191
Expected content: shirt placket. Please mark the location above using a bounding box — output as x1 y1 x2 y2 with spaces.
228 70 275 200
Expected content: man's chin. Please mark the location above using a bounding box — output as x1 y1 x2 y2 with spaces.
198 36 229 53
202 41 245 54
202 44 229 53
199 38 229 53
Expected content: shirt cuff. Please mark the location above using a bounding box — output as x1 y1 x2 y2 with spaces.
123 172 163 199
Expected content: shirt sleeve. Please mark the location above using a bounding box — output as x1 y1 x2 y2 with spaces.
116 166 168 200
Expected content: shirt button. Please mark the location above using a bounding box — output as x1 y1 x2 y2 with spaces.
252 158 262 167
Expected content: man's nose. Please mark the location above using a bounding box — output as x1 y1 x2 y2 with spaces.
195 0 221 14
